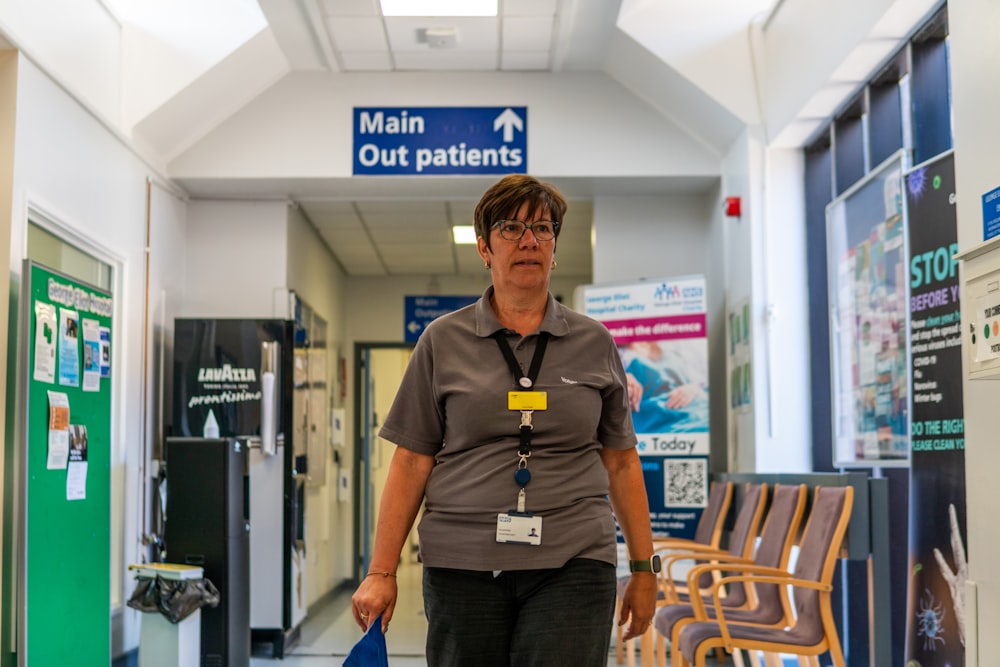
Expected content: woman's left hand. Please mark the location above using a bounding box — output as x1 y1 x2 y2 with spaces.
618 571 658 640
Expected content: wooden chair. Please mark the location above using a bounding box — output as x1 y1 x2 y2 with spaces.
651 483 770 667
654 483 808 667
616 480 733 667
676 485 855 667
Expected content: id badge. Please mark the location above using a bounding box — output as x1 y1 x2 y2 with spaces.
508 391 547 410
496 512 542 545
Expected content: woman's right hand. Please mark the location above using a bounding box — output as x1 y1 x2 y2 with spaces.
350 573 398 632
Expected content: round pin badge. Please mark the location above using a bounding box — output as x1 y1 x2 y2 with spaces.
518 377 533 388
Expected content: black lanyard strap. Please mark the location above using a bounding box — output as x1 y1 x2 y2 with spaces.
492 331 550 457
491 331 550 388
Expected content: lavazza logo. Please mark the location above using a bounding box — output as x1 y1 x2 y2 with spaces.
198 364 257 383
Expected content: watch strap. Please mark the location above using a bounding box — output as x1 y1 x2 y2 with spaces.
628 556 660 573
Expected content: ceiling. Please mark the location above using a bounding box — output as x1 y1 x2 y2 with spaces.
243 0 752 278
110 0 923 278
267 0 600 276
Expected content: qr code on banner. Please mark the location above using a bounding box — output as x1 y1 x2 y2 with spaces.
664 459 708 507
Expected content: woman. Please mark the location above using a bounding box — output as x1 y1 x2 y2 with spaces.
351 174 657 666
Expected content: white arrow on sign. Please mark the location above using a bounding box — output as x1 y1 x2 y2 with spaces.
493 108 523 143
407 321 422 334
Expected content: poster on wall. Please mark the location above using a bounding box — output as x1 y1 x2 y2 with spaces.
582 275 709 540
903 152 967 666
826 151 910 466
728 299 752 412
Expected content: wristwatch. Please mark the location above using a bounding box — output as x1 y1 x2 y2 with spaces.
628 554 662 573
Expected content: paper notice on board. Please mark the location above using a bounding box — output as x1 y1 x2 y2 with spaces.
47 390 70 469
81 318 101 392
99 326 111 378
66 424 88 500
33 302 56 383
58 309 80 387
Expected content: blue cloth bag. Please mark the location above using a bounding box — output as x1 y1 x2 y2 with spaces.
342 614 388 667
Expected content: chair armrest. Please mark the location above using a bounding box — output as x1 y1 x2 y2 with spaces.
660 553 752 603
707 570 833 653
687 564 791 620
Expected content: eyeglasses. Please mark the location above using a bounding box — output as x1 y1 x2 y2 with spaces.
491 220 560 241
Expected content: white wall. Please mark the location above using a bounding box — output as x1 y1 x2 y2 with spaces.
949 0 1000 660
181 200 288 318
285 204 350 601
0 0 122 126
719 130 811 475
164 71 721 182
757 144 811 472
6 53 188 654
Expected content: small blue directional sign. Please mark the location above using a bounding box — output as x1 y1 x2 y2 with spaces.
404 295 479 342
354 107 527 176
983 185 1000 241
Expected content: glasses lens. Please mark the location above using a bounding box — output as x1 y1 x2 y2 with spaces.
531 222 556 240
494 221 558 241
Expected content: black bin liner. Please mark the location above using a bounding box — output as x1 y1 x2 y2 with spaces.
127 574 220 624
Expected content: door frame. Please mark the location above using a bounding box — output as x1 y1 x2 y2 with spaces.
351 341 413 584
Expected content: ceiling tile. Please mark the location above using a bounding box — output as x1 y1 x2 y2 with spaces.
363 212 447 228
357 200 446 214
383 16 498 51
321 229 373 244
368 227 451 243
327 16 388 51
319 0 380 18
386 256 455 274
378 241 452 257
502 16 553 51
502 0 556 15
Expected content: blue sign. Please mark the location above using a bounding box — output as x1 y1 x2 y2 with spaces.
354 107 527 176
404 295 479 342
983 185 1000 241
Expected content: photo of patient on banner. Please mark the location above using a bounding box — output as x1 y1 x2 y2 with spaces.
621 339 708 434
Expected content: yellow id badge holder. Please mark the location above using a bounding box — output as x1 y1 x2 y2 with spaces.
507 391 547 411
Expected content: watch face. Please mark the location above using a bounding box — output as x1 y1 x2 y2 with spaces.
651 554 662 573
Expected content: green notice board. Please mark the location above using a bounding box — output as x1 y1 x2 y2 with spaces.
14 261 112 665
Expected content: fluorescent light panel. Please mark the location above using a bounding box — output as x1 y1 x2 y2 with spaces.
452 226 478 244
380 0 497 17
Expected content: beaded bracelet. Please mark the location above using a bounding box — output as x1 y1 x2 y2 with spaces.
366 571 397 578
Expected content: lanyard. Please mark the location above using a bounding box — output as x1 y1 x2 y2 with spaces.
492 331 550 512
491 331 550 455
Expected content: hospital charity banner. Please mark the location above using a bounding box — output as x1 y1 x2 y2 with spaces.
904 152 967 666
582 275 709 540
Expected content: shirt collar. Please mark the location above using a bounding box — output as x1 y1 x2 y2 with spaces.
475 285 570 338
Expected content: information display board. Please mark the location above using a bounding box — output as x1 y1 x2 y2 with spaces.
3 260 113 665
826 152 910 467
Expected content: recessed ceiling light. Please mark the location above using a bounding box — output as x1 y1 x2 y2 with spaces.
452 226 478 244
380 0 497 17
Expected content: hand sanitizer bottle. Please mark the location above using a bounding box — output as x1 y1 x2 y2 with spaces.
203 409 220 438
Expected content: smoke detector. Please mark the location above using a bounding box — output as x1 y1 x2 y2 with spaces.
422 27 458 48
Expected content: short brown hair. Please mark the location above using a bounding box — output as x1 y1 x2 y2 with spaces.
474 174 566 251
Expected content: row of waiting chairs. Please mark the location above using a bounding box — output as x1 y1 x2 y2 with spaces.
617 480 854 667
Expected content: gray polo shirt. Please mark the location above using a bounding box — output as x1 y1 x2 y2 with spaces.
378 286 637 571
